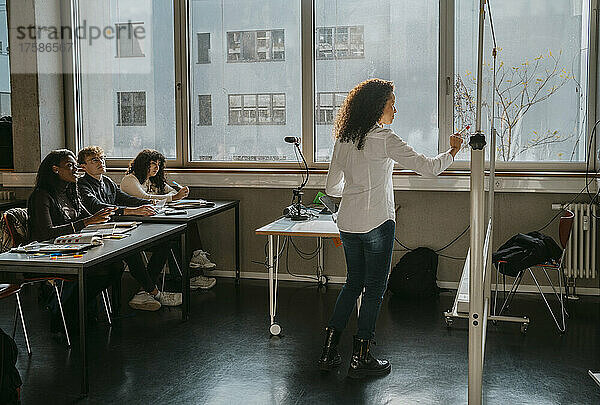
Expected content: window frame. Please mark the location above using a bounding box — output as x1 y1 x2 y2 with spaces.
71 0 598 173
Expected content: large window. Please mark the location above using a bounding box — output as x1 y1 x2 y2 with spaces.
455 0 590 163
76 0 176 159
189 0 300 162
73 0 596 170
314 0 440 162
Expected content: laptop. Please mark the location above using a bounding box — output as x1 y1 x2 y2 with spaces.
319 194 338 214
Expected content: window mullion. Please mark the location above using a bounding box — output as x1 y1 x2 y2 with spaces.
439 0 454 155
301 0 315 166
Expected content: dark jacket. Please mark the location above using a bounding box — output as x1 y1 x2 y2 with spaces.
27 186 90 242
492 231 563 277
78 174 150 216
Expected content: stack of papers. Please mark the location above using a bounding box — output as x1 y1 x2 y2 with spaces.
11 241 95 253
54 232 103 245
167 199 214 209
82 221 140 236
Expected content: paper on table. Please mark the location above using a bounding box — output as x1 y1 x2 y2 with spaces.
84 221 140 230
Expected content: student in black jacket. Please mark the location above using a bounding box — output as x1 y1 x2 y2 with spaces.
77 146 181 311
27 149 121 332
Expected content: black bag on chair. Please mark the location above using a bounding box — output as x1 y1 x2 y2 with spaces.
388 247 440 298
0 327 22 404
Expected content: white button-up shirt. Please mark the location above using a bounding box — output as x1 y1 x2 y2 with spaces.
325 126 454 233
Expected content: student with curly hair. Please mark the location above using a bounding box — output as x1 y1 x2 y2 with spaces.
319 79 463 378
120 149 188 202
121 149 217 290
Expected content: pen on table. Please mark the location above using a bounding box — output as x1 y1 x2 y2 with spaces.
50 254 84 260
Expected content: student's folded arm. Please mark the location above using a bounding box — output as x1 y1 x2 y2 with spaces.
384 131 453 177
78 182 112 214
120 175 172 202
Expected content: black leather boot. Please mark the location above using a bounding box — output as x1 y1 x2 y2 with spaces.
318 327 342 371
347 336 391 378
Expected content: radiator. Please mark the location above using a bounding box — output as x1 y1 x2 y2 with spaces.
564 203 597 279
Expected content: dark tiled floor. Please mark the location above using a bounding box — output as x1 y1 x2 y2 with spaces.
1 277 599 404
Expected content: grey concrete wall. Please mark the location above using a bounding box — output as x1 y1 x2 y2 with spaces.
8 0 65 171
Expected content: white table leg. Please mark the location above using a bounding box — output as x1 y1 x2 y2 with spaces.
268 235 281 336
317 237 327 285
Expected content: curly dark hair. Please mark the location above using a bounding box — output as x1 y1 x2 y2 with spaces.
334 78 394 150
127 149 168 194
35 149 84 218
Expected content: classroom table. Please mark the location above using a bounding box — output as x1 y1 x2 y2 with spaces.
255 213 339 336
0 199 26 211
0 222 187 395
118 200 241 288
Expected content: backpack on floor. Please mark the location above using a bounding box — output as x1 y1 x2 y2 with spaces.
388 247 440 298
0 327 22 404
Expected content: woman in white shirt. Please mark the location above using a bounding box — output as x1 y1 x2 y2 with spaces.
121 149 218 290
319 79 462 378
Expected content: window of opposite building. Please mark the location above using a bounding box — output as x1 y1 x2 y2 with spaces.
228 93 286 125
117 92 146 126
197 33 210 64
316 92 347 125
198 95 212 125
227 29 285 62
116 22 146 58
316 25 364 60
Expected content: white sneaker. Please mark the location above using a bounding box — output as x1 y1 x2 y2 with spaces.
129 291 161 311
190 250 216 269
190 275 216 290
156 291 182 307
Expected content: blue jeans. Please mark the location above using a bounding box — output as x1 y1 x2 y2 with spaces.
328 220 395 340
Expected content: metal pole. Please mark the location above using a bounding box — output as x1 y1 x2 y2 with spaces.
469 1 488 404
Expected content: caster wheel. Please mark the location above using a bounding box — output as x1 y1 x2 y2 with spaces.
520 323 528 334
445 317 453 328
318 275 329 286
270 323 281 336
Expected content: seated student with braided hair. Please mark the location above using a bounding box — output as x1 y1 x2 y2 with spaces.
76 146 181 311
27 149 122 330
121 149 217 290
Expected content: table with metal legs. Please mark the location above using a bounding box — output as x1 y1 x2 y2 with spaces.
256 214 339 336
0 223 187 395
